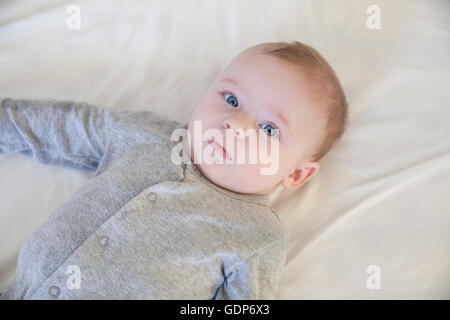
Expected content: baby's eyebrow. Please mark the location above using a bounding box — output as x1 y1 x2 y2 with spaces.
221 78 238 85
220 78 245 94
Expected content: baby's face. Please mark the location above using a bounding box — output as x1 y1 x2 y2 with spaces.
184 45 325 195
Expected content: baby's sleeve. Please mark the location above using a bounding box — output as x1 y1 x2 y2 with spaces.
213 237 289 300
0 98 132 172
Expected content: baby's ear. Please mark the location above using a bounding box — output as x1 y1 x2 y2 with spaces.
281 162 320 190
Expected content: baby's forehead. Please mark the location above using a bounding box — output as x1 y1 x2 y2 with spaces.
226 55 322 108
228 50 318 94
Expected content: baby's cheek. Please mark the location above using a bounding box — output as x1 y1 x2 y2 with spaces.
259 136 281 161
240 165 266 187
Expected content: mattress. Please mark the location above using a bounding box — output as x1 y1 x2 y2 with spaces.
0 0 449 299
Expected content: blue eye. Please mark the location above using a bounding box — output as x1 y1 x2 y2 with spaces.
224 93 239 108
260 123 280 138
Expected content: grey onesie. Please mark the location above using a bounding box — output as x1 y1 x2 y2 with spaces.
0 98 288 299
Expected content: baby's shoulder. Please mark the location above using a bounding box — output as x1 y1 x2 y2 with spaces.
115 109 184 143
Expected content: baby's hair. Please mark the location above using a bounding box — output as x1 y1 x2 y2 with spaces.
259 41 349 162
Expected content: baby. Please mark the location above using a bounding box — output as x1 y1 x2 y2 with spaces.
0 41 348 300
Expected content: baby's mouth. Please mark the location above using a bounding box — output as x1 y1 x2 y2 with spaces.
207 137 233 161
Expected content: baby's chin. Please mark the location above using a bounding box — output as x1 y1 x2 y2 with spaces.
194 160 275 195
194 160 238 190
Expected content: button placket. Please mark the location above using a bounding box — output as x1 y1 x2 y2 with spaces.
147 192 157 204
119 191 158 221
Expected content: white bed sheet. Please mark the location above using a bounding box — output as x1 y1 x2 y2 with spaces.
0 0 449 299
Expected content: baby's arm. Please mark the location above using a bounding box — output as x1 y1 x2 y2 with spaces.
0 98 130 172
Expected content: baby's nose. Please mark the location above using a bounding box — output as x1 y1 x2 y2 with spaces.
222 119 246 140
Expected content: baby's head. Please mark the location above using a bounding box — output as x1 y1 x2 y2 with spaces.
184 41 348 195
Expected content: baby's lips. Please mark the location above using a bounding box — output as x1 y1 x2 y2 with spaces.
208 136 233 161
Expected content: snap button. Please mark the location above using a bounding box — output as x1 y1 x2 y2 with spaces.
97 235 109 248
147 192 157 204
48 286 60 298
